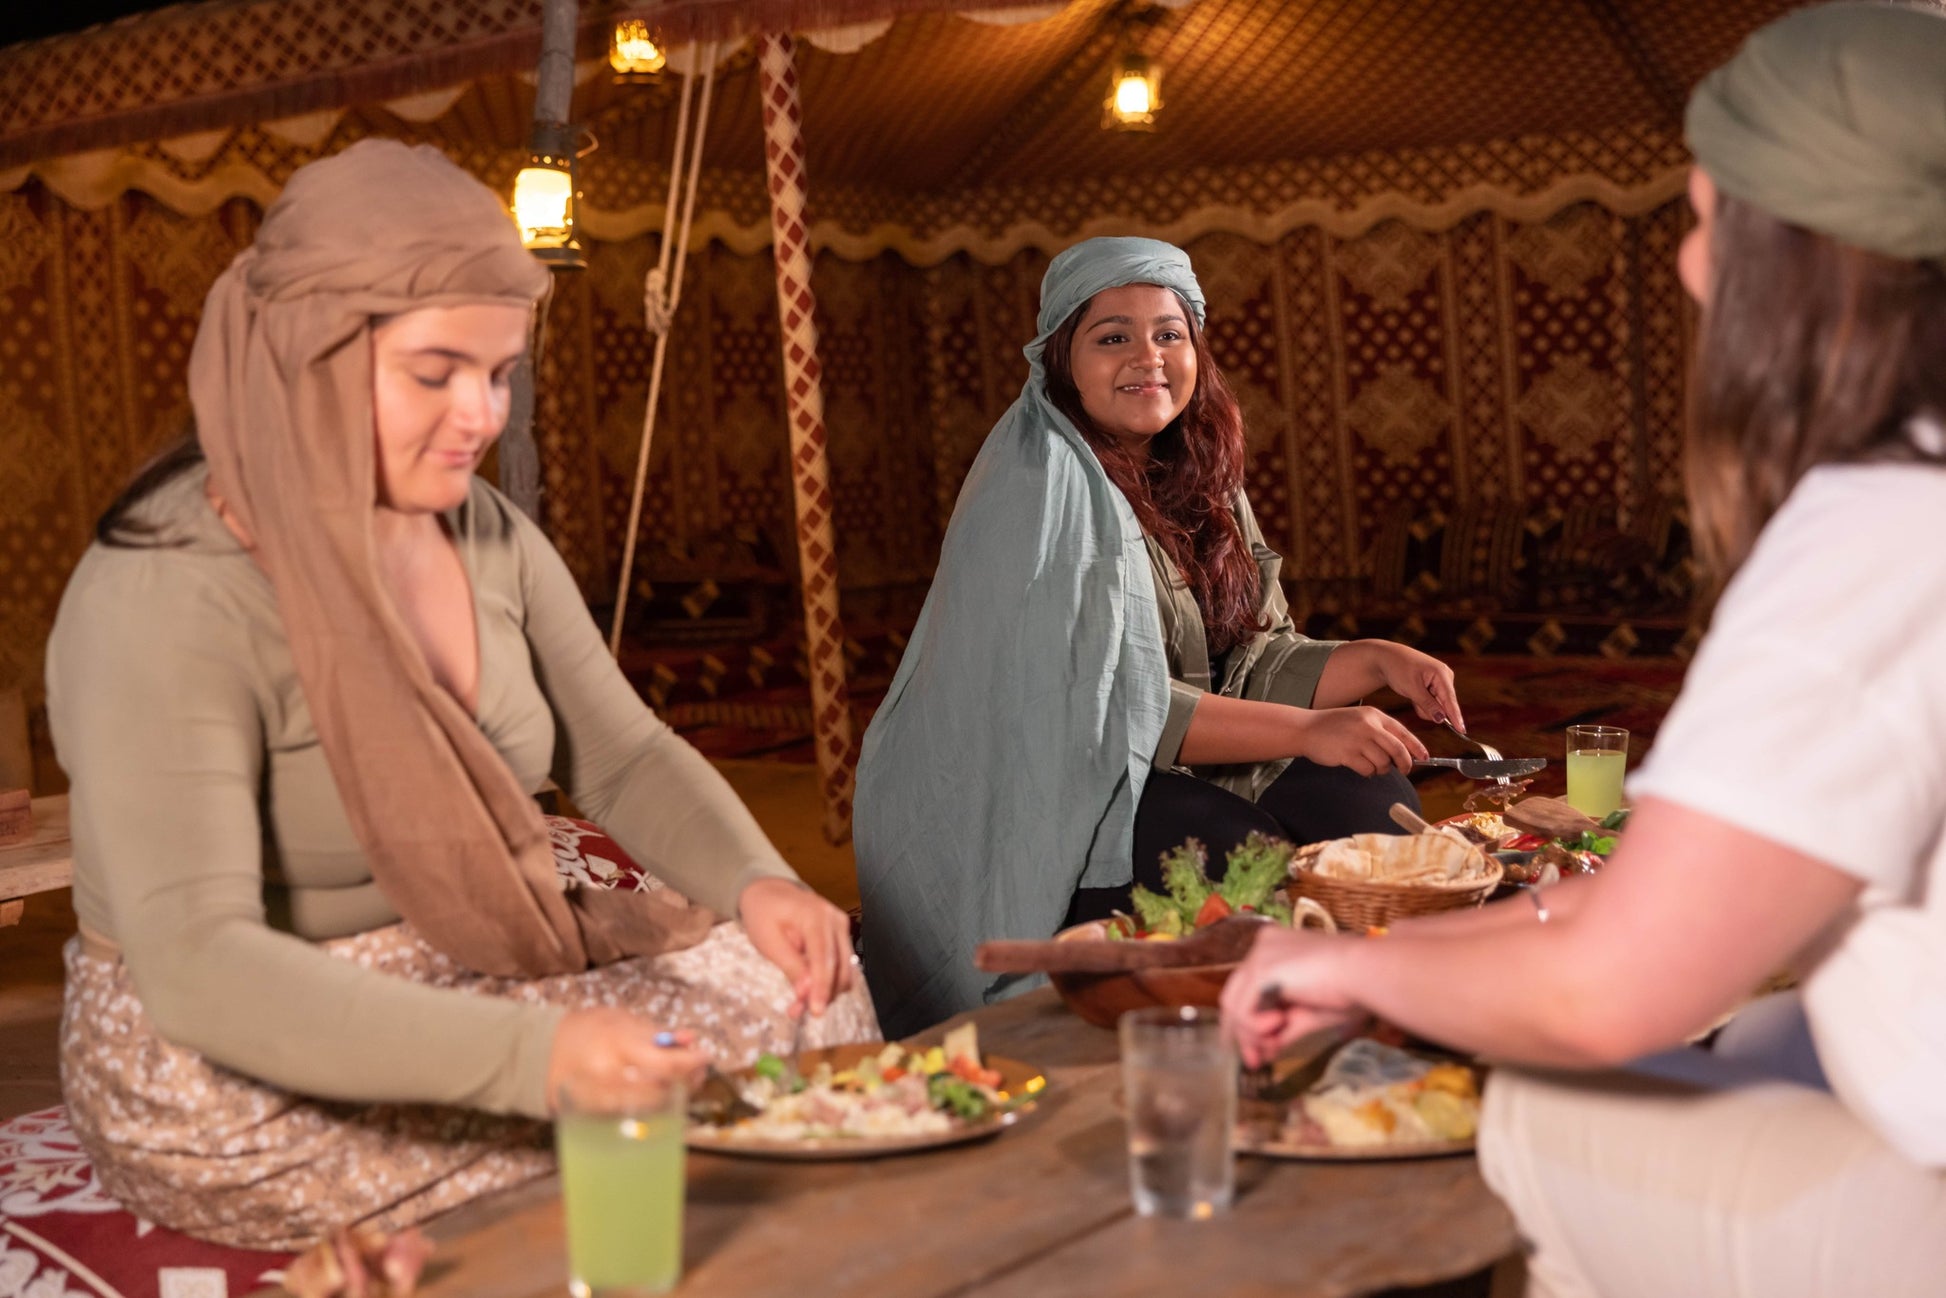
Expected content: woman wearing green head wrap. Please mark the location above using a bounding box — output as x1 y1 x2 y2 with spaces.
856 236 1463 1036
1223 6 1946 1294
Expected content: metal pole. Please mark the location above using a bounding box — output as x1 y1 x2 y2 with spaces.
534 0 577 130
502 0 579 518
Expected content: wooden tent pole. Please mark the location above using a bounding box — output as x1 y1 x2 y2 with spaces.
757 33 855 845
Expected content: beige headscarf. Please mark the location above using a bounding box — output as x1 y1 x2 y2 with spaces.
1686 2 1946 266
189 139 712 977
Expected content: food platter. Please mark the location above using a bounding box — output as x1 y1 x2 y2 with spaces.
1232 1038 1484 1163
1234 1115 1474 1162
684 1042 1046 1162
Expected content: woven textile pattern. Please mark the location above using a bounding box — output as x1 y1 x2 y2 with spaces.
0 176 1692 795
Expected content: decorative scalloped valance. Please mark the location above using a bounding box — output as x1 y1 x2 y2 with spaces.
3 119 1689 267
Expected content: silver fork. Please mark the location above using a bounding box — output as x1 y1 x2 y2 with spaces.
1439 717 1510 785
776 1011 806 1091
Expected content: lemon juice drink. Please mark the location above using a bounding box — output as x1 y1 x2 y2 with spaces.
556 1104 684 1297
1564 725 1629 819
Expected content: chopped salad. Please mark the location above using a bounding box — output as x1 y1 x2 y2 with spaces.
1106 833 1295 940
718 1024 1029 1143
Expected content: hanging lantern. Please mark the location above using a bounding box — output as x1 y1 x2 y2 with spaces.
1104 52 1161 131
610 18 667 82
511 122 586 269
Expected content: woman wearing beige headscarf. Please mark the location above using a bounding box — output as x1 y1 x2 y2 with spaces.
1224 6 1946 1296
46 139 875 1249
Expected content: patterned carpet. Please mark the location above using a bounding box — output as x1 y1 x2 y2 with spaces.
660 654 1691 824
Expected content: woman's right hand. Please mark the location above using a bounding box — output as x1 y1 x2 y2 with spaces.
1291 706 1426 776
1220 924 1367 1068
546 1009 707 1113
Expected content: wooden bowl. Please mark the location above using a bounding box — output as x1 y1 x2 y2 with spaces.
1044 921 1241 1029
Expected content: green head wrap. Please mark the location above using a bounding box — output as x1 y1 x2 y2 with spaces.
1685 2 1946 265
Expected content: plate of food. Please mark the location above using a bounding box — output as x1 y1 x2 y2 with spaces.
1437 799 1631 885
1235 1037 1484 1161
684 1023 1045 1160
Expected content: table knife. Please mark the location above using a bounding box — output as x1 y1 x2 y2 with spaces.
1413 757 1547 779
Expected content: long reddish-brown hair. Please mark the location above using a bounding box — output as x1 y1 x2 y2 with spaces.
1689 193 1946 606
1043 290 1267 654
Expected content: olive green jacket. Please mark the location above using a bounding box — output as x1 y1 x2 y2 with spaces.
1148 493 1342 800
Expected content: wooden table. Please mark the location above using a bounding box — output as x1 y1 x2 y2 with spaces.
0 794 70 928
409 990 1517 1298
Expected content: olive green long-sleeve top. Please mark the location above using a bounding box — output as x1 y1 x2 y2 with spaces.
46 466 798 1119
1146 493 1342 800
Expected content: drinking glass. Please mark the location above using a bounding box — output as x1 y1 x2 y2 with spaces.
1119 1006 1236 1220
556 1075 686 1297
1565 724 1629 819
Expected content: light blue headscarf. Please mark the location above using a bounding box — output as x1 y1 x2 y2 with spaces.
856 237 1206 1037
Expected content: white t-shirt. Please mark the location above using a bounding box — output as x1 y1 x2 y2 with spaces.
1629 452 1946 1167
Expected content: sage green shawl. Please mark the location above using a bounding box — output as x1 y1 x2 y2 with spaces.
856 238 1199 1036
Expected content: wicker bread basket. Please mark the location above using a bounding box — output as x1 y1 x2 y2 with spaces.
1290 839 1502 931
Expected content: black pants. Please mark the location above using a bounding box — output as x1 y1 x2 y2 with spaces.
1064 760 1419 926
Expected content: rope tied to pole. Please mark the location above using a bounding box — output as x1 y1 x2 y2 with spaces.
608 41 721 656
643 265 674 336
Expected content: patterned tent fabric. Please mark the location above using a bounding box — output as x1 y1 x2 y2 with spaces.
0 181 1697 788
1 0 1794 252
0 0 1796 175
0 0 1765 793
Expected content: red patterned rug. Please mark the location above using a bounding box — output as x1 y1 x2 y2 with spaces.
0 1106 292 1298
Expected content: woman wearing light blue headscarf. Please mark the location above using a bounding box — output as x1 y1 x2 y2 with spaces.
856 237 1464 1037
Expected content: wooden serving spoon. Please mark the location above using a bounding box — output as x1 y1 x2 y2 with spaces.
974 916 1274 975
1388 803 1435 834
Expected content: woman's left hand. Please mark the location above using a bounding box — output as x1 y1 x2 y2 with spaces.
1364 641 1464 733
1220 925 1366 1068
739 878 858 1017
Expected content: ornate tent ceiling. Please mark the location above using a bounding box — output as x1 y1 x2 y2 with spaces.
0 0 1801 260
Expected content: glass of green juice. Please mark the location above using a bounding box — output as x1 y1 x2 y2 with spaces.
556 1075 686 1298
1565 724 1629 819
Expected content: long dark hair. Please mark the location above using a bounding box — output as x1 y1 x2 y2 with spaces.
1689 193 1946 603
95 428 205 547
1043 291 1266 654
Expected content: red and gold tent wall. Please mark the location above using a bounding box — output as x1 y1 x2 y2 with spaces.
0 0 1799 784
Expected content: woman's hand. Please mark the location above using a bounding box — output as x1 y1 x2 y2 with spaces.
1291 706 1427 775
1368 642 1464 731
1220 926 1367 1068
1314 641 1465 733
546 1011 707 1113
739 877 858 1016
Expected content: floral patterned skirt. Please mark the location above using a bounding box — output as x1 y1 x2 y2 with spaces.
60 916 879 1250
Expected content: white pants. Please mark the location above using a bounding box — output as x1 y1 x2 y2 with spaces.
1478 995 1946 1298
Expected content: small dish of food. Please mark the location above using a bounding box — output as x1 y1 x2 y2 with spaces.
1236 1037 1483 1161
